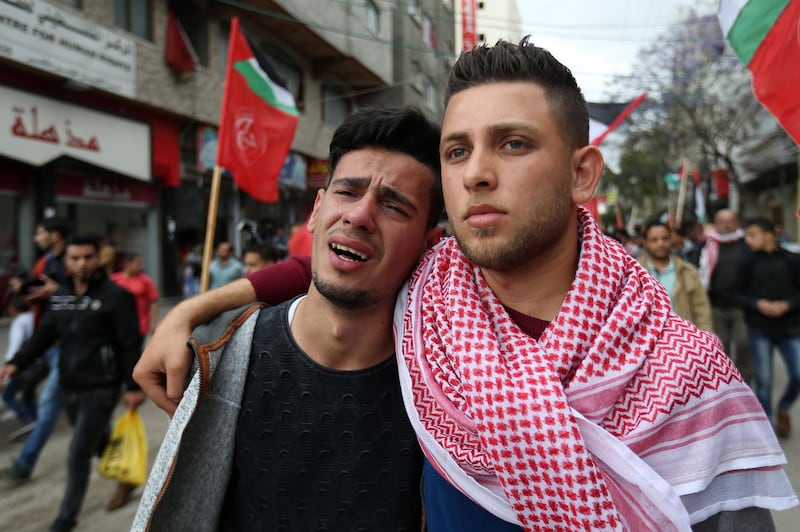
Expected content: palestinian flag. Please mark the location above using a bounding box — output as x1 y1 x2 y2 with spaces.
588 92 647 146
718 0 800 145
216 17 299 202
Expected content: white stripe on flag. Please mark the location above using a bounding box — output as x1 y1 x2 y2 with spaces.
245 58 296 109
718 0 749 36
589 118 608 144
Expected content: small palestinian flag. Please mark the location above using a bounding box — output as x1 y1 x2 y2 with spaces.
718 0 800 144
216 17 299 202
588 92 647 147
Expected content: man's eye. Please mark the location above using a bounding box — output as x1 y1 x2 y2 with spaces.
505 139 524 149
385 203 408 216
447 147 467 160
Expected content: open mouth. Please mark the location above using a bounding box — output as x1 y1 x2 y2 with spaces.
330 243 368 262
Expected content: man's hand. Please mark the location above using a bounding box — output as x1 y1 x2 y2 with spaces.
133 279 258 415
756 299 790 318
0 364 18 382
122 390 147 410
23 276 59 305
133 313 194 415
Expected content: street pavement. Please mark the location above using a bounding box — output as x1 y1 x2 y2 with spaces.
1 301 800 531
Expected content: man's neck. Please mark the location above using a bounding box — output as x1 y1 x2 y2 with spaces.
647 254 670 271
51 241 64 257
73 278 88 296
290 292 395 370
480 228 579 321
762 242 778 253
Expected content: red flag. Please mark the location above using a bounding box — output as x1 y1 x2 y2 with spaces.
216 18 299 203
165 10 197 74
719 0 800 145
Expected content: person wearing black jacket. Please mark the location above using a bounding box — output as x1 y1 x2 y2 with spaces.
735 217 800 439
0 234 145 532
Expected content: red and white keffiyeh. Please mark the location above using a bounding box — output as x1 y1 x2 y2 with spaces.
698 228 745 289
395 207 796 531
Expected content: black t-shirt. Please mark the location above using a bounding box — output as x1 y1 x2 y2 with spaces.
220 301 422 531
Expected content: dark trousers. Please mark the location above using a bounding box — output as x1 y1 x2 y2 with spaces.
51 387 119 532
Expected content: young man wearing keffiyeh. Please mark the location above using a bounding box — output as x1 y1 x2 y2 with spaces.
134 38 797 531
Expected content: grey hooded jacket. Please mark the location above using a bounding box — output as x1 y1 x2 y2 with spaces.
131 304 263 532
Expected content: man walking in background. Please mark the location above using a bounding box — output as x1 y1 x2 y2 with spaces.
735 217 800 438
111 253 160 343
1 218 70 481
0 234 144 532
639 221 713 331
241 244 280 275
700 208 753 381
209 241 244 290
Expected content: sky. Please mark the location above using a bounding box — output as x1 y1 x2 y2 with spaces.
513 0 720 103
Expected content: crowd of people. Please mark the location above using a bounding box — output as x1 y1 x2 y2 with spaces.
1 36 799 531
0 220 158 530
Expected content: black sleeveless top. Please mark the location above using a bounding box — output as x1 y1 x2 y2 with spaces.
220 301 423 531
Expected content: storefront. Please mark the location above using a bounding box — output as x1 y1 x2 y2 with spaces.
0 83 165 289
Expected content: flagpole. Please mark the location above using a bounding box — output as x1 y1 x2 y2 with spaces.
200 165 223 293
200 17 238 294
675 160 689 227
627 205 638 235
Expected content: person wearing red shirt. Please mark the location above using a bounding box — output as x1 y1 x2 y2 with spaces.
111 253 159 341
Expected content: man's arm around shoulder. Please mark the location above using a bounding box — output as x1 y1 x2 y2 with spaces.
133 278 257 414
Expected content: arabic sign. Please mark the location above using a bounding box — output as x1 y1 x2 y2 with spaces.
57 173 157 205
0 0 136 98
0 84 151 181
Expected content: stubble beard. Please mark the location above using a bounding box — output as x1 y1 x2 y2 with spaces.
312 271 377 311
451 186 572 271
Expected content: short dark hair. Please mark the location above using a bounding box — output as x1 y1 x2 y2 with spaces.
328 105 443 229
446 36 589 150
65 234 99 251
744 217 775 233
244 244 281 263
642 221 670 239
41 217 72 239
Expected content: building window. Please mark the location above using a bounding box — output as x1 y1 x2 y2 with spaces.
114 0 151 40
173 3 208 66
425 77 437 111
263 46 305 111
366 0 380 33
407 0 422 26
478 1 485 9
218 21 230 75
422 14 432 48
322 82 350 127
411 62 423 93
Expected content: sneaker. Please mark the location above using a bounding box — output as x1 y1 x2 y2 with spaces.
7 421 36 442
0 461 32 481
777 410 791 438
106 482 136 511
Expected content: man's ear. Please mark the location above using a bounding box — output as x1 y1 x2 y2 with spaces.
424 226 443 250
571 145 604 205
306 189 325 233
